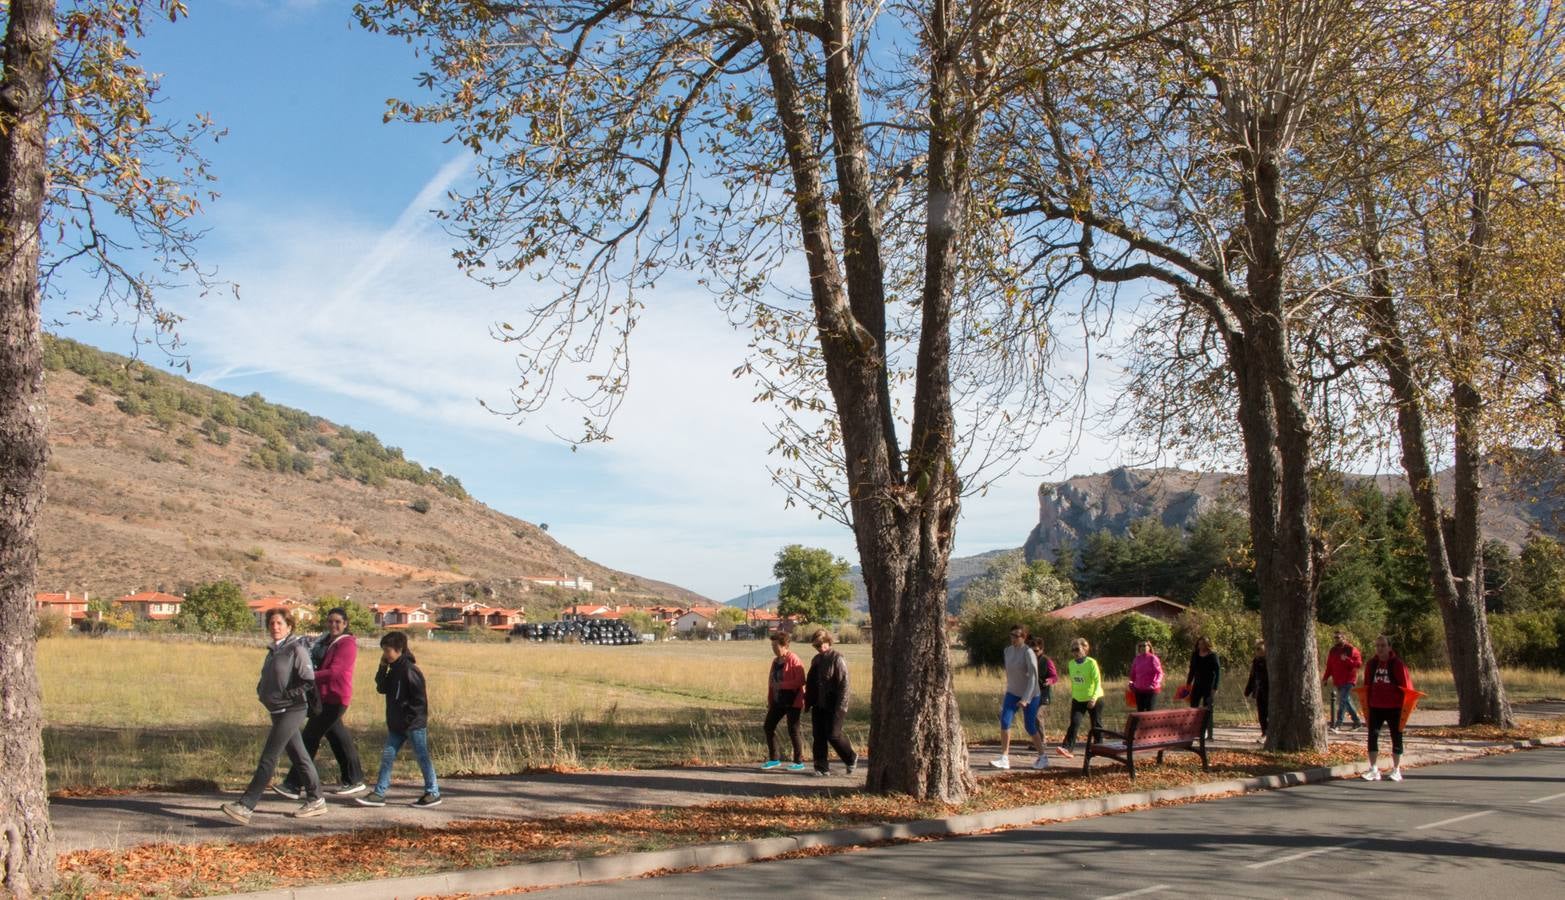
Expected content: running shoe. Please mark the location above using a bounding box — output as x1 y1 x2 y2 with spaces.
219 801 252 825
760 760 782 770
272 783 303 801
989 756 1011 770
1032 754 1051 769
846 763 856 776
1361 767 1381 781
813 769 830 777
1388 768 1404 782
414 792 443 808
787 763 807 772
354 791 388 807
332 782 368 797
1055 747 1074 758
290 797 327 818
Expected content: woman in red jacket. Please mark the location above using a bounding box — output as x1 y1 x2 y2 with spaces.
1361 634 1413 783
761 631 808 771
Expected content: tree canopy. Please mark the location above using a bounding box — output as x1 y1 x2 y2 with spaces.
773 544 853 625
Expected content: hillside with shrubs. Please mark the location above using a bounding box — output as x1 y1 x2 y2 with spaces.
36 335 706 608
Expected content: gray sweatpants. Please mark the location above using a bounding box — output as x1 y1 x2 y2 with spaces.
240 707 319 808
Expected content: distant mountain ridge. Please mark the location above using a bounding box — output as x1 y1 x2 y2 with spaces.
37 335 708 606
1023 460 1564 563
724 547 1018 615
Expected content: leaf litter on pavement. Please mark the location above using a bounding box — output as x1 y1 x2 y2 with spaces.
54 745 1371 898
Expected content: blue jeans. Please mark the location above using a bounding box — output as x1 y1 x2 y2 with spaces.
1333 684 1362 727
374 727 439 797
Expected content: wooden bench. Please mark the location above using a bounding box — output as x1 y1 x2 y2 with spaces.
1083 707 1209 779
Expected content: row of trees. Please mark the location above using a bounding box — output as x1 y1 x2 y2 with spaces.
6 1 1565 888
345 0 1565 796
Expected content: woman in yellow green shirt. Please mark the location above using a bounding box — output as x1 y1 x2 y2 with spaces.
1057 637 1104 757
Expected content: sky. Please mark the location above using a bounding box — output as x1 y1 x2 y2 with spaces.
44 1 1136 601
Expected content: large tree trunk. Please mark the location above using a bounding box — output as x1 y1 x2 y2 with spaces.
1 0 59 894
1235 149 1325 753
1358 183 1513 727
747 0 972 801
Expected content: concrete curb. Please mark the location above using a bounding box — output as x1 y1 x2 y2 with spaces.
222 739 1562 899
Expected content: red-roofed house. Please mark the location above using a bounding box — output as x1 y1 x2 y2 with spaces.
247 597 316 627
1047 596 1187 623
370 603 432 628
115 591 183 621
36 591 89 623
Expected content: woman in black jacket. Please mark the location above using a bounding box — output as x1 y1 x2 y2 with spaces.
804 630 858 777
1244 639 1268 741
1184 637 1221 742
220 608 324 824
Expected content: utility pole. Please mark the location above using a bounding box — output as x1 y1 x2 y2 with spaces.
745 584 758 637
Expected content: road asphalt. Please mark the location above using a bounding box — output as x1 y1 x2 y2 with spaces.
536 746 1565 898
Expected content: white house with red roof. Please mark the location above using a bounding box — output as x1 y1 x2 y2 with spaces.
246 596 316 627
115 591 184 621
370 602 433 628
1047 595 1187 624
522 574 594 592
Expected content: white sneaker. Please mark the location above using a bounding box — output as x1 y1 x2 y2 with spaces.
1388 768 1403 782
989 756 1011 770
1032 754 1050 769
1361 767 1381 781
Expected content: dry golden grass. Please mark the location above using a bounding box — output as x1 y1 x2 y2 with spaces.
37 635 1565 792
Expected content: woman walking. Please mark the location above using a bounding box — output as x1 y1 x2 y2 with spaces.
804 630 857 776
760 631 807 771
277 607 365 798
1184 637 1221 742
1362 635 1413 782
1128 641 1163 712
1057 638 1103 757
220 608 325 824
1244 639 1268 741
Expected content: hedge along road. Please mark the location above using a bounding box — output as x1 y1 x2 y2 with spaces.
538 747 1565 898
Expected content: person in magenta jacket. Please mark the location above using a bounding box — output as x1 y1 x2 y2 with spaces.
278 607 366 798
1361 635 1413 783
1129 641 1164 712
761 631 808 771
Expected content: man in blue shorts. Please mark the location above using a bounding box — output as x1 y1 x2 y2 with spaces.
991 625 1048 770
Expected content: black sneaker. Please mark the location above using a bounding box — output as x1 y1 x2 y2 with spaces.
332 782 368 797
272 783 303 801
845 761 857 776
354 791 387 807
413 792 443 808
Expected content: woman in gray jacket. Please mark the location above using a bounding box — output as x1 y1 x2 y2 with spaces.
220 608 326 823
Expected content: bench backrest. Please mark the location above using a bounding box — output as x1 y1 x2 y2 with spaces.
1123 707 1206 744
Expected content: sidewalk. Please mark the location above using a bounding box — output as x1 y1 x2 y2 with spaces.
49 700 1565 853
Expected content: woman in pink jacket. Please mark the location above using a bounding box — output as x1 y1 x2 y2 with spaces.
761 631 808 771
278 607 366 798
1129 641 1164 712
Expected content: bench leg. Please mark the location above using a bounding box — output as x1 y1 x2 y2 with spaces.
1082 749 1093 776
1127 752 1135 780
1156 749 1165 765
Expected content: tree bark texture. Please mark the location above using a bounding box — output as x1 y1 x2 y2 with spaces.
0 0 59 893
1357 186 1513 727
1234 148 1325 752
745 0 972 801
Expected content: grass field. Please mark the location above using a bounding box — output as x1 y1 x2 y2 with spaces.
36 635 1565 792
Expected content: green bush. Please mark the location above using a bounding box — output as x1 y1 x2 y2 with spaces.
35 608 71 639
1488 610 1563 669
958 600 1057 669
1094 614 1176 678
410 498 432 514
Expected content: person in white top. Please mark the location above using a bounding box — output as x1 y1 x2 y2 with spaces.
991 625 1049 770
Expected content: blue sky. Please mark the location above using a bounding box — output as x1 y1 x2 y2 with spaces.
45 1 1132 601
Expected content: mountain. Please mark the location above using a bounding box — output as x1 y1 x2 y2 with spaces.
1023 461 1565 563
723 546 1020 615
36 336 708 607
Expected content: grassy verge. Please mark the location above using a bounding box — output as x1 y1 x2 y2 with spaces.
53 746 1365 899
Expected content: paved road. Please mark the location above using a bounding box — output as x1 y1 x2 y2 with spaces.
540 747 1565 898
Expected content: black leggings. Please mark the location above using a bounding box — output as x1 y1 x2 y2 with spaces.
1189 689 1215 740
285 701 364 788
1063 699 1104 749
1367 706 1403 756
1134 690 1157 712
763 704 803 763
